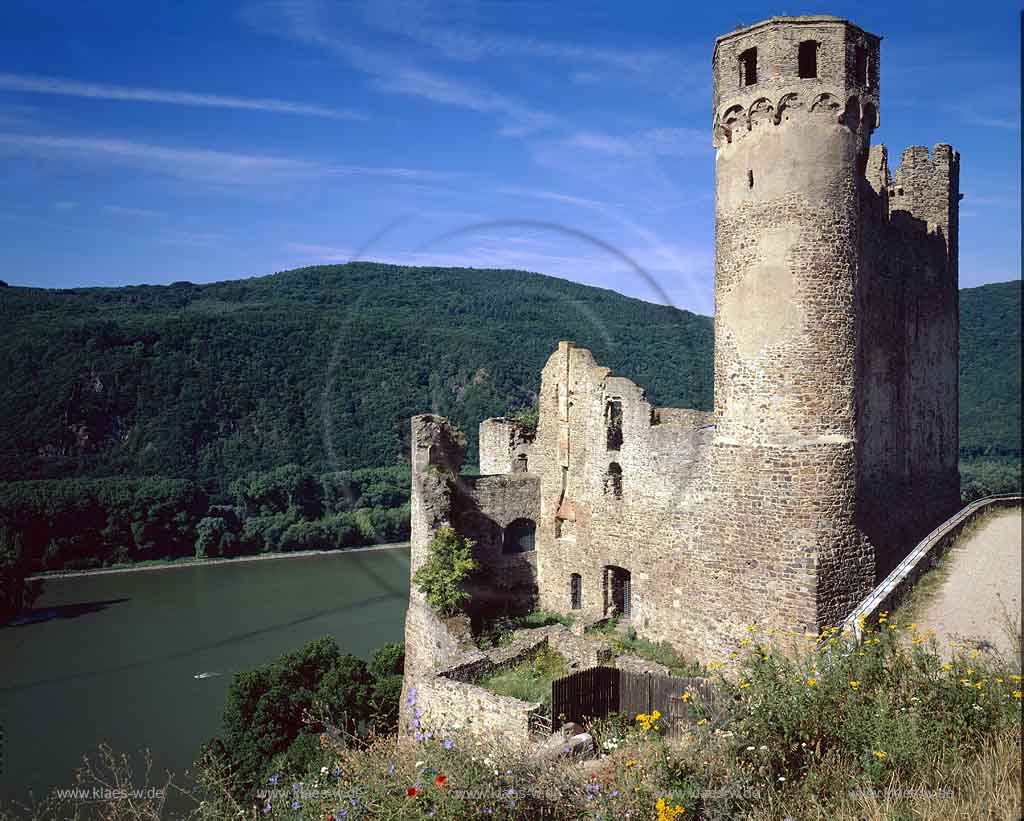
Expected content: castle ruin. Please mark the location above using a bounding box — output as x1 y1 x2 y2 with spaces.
401 16 960 733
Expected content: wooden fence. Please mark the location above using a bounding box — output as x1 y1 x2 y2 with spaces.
552 668 720 736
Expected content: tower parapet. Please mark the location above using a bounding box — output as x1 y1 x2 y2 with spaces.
712 16 880 150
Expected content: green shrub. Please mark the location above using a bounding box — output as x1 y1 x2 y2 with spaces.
412 526 478 617
477 646 568 711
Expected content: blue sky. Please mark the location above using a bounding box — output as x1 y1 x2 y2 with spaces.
0 0 1019 314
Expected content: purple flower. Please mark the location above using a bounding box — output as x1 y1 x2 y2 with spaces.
413 719 421 729
443 738 454 750
406 687 418 706
291 799 301 810
332 766 342 777
388 762 396 774
268 773 280 786
506 788 515 797
425 730 433 740
415 707 424 719
262 803 272 815
415 731 425 741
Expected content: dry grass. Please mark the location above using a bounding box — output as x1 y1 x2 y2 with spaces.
746 726 1023 821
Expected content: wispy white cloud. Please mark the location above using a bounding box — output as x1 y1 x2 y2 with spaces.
102 204 164 218
243 0 560 136
565 127 708 158
0 72 367 120
0 133 455 185
353 2 670 73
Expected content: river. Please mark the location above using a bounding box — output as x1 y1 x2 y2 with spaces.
0 546 410 809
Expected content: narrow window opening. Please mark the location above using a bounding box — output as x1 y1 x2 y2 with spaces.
747 169 754 189
854 46 868 86
570 574 582 610
605 462 623 498
503 518 536 554
513 453 528 473
605 399 623 450
739 48 758 87
798 41 818 78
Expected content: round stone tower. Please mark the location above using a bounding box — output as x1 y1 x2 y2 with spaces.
708 17 882 631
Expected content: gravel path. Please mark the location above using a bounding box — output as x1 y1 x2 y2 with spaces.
912 507 1022 661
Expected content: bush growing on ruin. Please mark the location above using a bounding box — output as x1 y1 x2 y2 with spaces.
413 526 478 617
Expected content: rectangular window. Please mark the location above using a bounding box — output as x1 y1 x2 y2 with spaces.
605 400 623 450
798 41 818 78
739 48 758 86
854 46 869 86
570 574 582 610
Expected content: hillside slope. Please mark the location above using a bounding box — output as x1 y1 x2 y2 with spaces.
0 267 1017 495
0 264 712 490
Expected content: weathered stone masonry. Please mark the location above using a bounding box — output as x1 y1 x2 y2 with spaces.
401 16 960 728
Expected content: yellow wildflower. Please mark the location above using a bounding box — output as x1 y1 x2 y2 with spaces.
1013 691 1022 701
680 692 691 702
872 750 888 760
625 758 638 768
697 719 707 726
907 623 917 631
656 797 687 821
849 680 861 690
1009 675 1022 682
967 668 975 675
806 678 818 687
942 663 953 672
739 681 752 689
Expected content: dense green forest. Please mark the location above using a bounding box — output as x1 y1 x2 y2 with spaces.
0 263 712 488
0 266 1018 577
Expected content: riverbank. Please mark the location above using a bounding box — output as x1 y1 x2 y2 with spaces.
26 541 410 581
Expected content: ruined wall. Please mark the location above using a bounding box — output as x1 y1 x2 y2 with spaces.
479 418 535 475
453 473 540 616
858 143 961 578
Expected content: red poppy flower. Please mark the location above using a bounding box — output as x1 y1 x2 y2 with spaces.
435 774 448 788
406 787 418 798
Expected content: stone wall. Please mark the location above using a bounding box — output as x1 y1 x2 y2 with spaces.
400 14 963 701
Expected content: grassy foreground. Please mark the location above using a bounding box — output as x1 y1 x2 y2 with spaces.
3 616 1021 820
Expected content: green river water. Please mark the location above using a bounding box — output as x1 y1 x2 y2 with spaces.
0 546 410 809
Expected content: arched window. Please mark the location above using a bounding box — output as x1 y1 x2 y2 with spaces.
570 574 582 610
513 453 528 473
503 518 536 554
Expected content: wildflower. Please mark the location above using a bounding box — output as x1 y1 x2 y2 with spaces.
975 680 985 689
746 745 756 751
406 787 418 798
697 719 708 726
806 678 818 687
873 751 888 760
435 774 448 788
680 692 691 702
405 687 417 706
626 758 638 768
268 774 280 786
908 622 917 631
656 797 687 820
849 680 861 690
443 738 454 750
967 668 975 675
739 681 752 689
1013 690 1022 700
321 766 329 775
942 663 953 671
332 766 342 777
292 800 301 811
778 776 786 782
415 761 424 769
262 804 272 815
1009 675 1022 682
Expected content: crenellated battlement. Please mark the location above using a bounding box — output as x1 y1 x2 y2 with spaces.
889 144 960 246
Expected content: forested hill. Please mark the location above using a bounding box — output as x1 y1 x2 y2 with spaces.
0 263 713 492
0 267 1018 496
958 280 1021 461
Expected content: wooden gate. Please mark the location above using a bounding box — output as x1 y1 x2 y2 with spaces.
552 666 619 731
553 668 719 735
